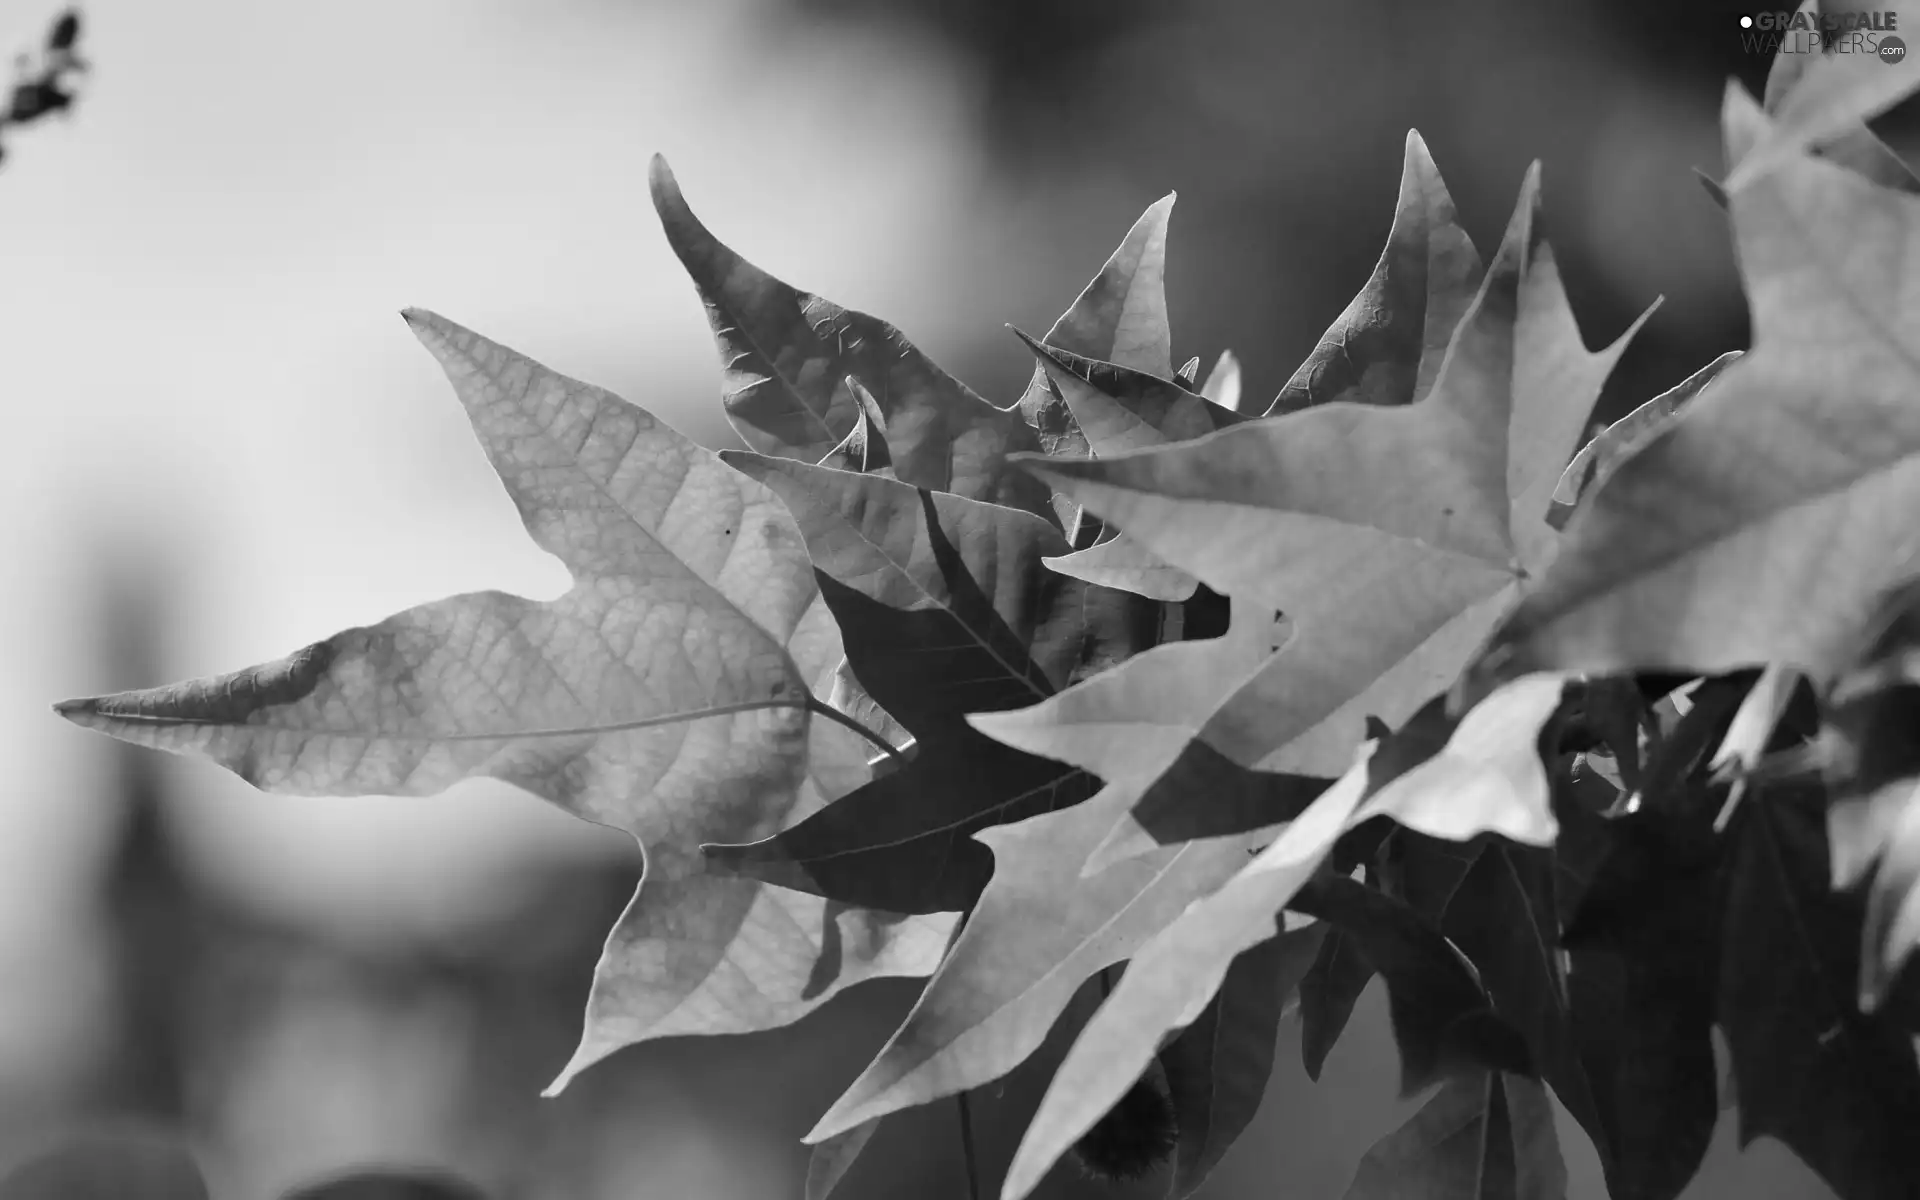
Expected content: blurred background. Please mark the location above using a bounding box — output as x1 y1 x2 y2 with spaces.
1 0 1906 1196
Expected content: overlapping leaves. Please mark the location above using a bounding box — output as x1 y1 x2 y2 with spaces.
52 41 1920 1200
56 311 956 1094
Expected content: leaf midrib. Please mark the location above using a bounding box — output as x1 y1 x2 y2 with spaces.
59 696 809 741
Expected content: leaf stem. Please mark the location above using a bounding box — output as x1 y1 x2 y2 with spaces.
805 694 909 766
945 907 982 1200
957 1090 982 1200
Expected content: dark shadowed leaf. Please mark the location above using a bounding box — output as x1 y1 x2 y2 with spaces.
1160 925 1326 1198
1002 924 1325 1200
1343 1072 1565 1200
1441 840 1604 1182
1094 672 1564 868
804 611 1287 1141
1299 911 1375 1081
1719 790 1920 1200
803 780 1275 1143
991 713 1549 1198
1295 875 1531 1095
1559 797 1719 1200
703 455 1151 912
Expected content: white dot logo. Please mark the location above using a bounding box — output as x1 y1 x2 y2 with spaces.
1740 15 1753 27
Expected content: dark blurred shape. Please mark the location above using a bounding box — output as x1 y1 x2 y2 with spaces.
1 6 87 167
87 544 194 1125
7 79 71 122
0 1125 208 1200
45 10 79 53
1065 1066 1176 1184
279 1167 490 1200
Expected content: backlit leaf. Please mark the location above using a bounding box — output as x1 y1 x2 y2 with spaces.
1016 192 1177 531
1199 349 1243 411
1267 129 1484 416
649 156 1050 517
1724 20 1920 193
1492 86 1920 687
702 454 1151 913
1026 161 1649 872
56 313 953 1095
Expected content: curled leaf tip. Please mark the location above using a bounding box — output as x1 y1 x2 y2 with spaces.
52 697 98 721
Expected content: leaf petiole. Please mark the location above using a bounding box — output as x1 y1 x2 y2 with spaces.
805 693 910 767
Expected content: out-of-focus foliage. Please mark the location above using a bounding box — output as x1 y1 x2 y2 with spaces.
0 9 84 168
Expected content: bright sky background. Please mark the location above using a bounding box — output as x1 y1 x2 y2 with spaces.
0 0 1027 1082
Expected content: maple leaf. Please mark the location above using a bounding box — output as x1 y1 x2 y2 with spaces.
54 313 954 1094
1198 349 1242 411
1566 731 1920 1200
894 134 1565 1167
1266 129 1486 416
1155 924 1324 1199
995 678 1563 1198
1440 835 1611 1190
996 189 1176 538
1001 925 1323 1200
1723 4 1920 193
1021 157 1652 877
815 377 895 478
1720 1 1920 202
1722 791 1920 1200
1491 84 1920 687
804 1120 879 1200
1297 889 1376 1081
1763 575 1920 1006
801 607 1293 1142
1003 853 1536 1200
1017 192 1176 450
1342 1072 1565 1200
1557 792 1721 1200
649 156 1051 518
1549 349 1742 530
701 454 1155 913
1020 337 1249 602
969 125 1494 840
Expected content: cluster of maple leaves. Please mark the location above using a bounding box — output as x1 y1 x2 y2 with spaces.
53 7 1920 1200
